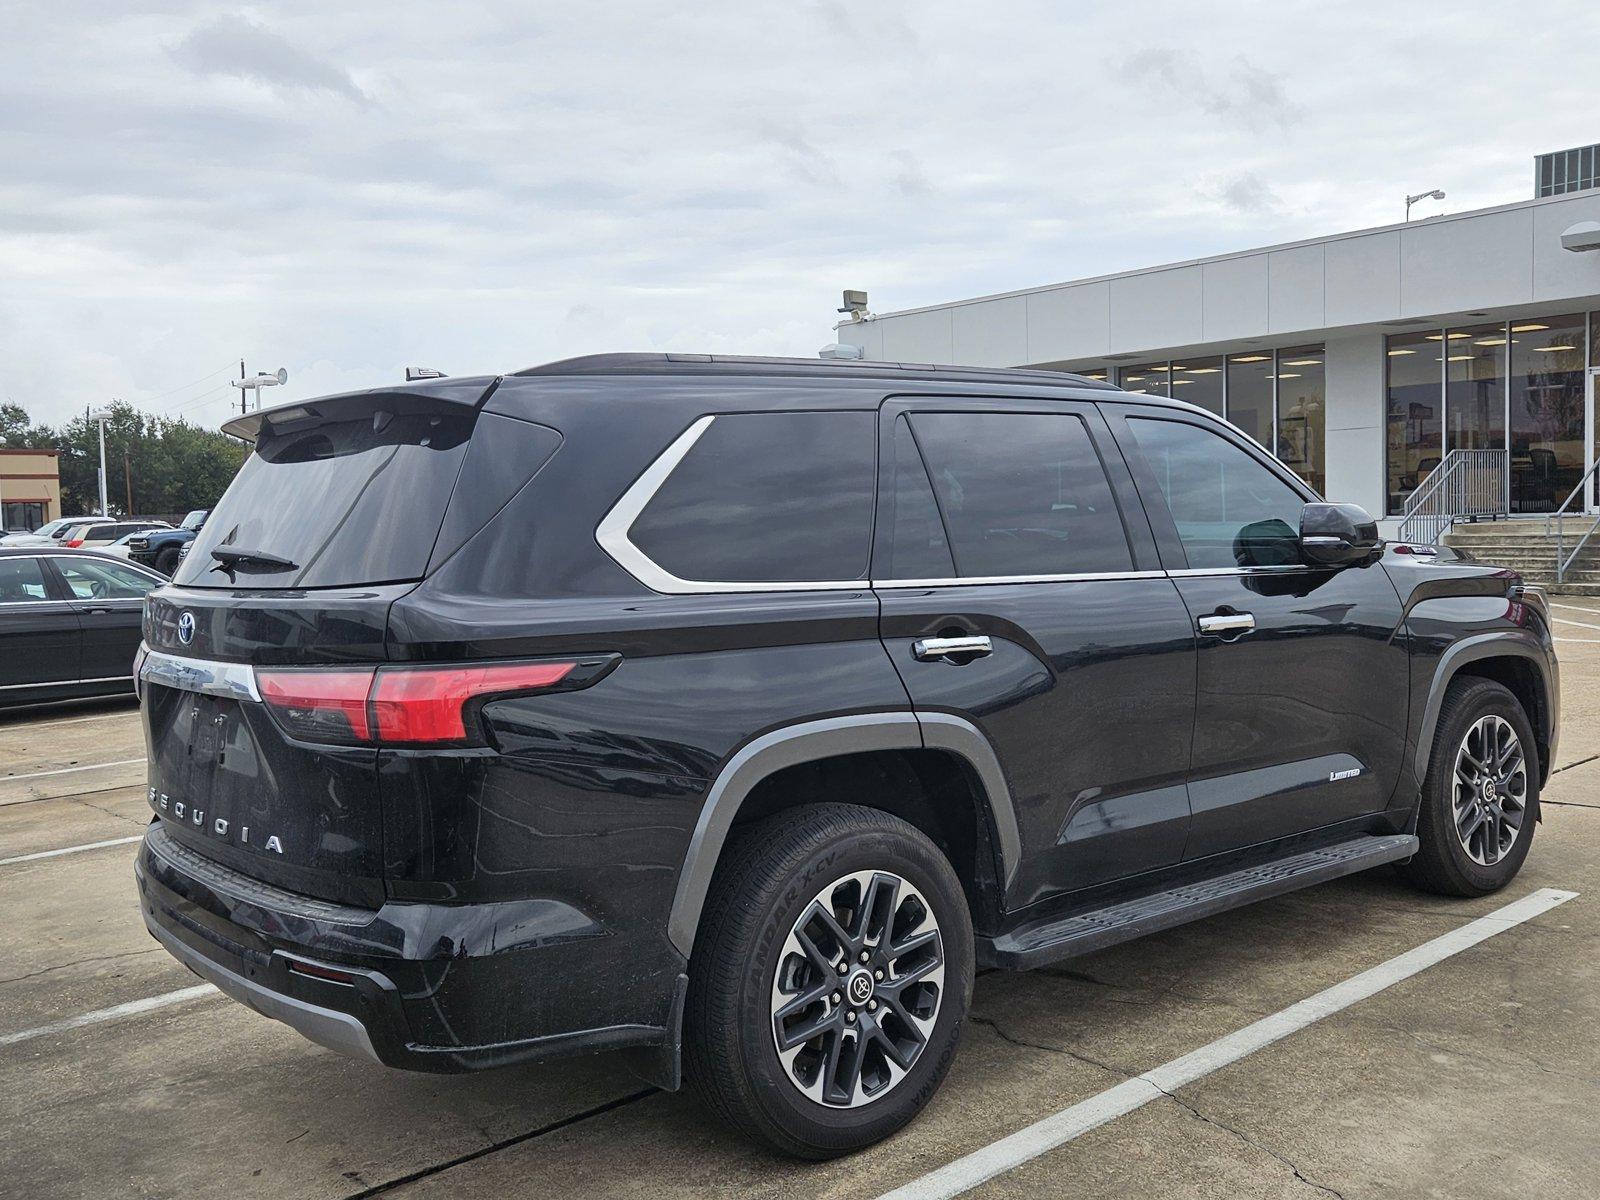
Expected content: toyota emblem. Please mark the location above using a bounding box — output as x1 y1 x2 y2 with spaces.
177 611 196 646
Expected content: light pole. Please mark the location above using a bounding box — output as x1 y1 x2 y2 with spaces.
1405 188 1445 221
232 366 289 413
88 408 114 515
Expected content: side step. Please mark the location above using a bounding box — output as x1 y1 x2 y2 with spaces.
981 834 1419 970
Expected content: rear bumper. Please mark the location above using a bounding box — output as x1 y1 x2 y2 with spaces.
136 824 686 1078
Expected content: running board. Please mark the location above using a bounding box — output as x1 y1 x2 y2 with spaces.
981 834 1419 970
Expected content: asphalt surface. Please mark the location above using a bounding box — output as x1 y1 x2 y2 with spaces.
4 608 1600 1199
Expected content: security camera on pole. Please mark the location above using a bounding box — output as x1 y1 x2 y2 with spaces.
232 365 288 413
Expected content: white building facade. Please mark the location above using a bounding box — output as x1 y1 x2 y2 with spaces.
834 187 1600 530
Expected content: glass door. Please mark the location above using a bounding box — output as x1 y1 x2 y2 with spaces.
1508 315 1587 514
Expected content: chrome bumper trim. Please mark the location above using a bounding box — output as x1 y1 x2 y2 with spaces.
137 647 261 703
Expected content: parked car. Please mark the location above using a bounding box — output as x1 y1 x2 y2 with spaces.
0 516 115 547
0 548 164 706
126 509 207 576
134 355 1557 1157
61 520 170 549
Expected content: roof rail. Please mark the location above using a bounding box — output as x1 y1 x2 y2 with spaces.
511 352 1116 389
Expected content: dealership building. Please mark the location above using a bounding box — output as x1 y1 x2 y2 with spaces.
0 448 61 532
833 148 1600 532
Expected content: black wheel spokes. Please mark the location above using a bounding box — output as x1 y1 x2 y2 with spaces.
771 869 945 1108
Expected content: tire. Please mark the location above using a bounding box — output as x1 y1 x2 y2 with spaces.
155 546 181 576
685 803 973 1158
1398 677 1539 897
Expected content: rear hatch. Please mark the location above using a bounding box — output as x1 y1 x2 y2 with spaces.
142 380 500 907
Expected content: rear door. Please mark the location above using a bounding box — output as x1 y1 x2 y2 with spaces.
874 396 1197 911
1103 405 1408 858
141 384 500 906
48 556 159 682
0 556 80 690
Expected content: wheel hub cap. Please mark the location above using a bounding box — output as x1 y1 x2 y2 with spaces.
769 869 945 1109
1452 714 1527 867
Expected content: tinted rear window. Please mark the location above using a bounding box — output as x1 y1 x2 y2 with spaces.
628 411 875 584
176 409 474 588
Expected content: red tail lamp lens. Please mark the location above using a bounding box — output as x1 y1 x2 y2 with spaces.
256 661 580 746
370 662 575 744
257 667 377 745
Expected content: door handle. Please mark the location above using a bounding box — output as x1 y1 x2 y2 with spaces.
80 606 115 615
1197 612 1256 635
912 635 993 662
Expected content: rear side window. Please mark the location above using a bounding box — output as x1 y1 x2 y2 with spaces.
178 409 475 589
627 411 875 584
1127 417 1306 569
0 557 49 603
906 411 1133 578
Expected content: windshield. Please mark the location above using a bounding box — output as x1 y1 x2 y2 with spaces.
181 510 206 530
175 407 475 589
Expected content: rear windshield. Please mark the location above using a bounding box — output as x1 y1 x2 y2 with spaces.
176 409 474 589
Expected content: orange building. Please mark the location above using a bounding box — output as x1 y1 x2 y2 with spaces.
0 448 63 532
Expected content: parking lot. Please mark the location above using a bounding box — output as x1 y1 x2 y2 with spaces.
3 608 1599 1199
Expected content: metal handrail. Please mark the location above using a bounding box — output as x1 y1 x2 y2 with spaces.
1397 449 1510 545
1547 458 1600 584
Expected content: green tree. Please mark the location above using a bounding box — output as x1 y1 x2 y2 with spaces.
5 401 249 518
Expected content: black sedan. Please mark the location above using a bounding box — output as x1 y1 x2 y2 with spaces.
0 548 164 707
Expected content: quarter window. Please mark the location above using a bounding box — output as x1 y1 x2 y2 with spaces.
54 559 159 600
628 411 876 584
906 411 1133 578
1128 417 1306 569
0 557 50 603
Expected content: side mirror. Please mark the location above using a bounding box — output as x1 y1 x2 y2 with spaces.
1300 503 1381 567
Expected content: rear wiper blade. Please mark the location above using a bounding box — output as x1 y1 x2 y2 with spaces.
210 546 298 571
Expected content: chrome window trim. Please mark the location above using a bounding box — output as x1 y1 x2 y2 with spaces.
594 414 873 595
0 674 132 691
594 416 1320 596
138 648 262 703
875 569 1166 588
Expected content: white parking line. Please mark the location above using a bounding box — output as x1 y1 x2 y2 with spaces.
0 984 218 1049
875 887 1578 1200
0 835 143 867
1552 615 1600 632
1552 602 1600 617
2 757 145 783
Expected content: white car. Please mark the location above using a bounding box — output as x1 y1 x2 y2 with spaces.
60 520 171 549
0 516 115 547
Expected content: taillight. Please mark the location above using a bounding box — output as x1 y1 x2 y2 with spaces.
64 538 84 547
255 658 608 747
257 667 376 745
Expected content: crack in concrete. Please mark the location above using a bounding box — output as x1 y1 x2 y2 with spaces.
72 796 149 827
970 1013 1348 1198
0 947 160 987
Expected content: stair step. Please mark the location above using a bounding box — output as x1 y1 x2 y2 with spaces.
980 834 1419 969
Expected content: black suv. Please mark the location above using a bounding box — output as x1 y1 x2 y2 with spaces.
136 355 1557 1157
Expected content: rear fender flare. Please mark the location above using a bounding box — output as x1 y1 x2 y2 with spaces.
665 711 1019 958
1414 632 1554 785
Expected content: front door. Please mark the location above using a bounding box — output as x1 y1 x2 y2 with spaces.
873 397 1197 913
1104 406 1409 861
47 556 159 681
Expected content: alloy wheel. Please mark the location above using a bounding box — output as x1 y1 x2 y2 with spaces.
1452 714 1527 867
769 869 945 1108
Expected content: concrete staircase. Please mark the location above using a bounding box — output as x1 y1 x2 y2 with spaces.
1443 520 1600 595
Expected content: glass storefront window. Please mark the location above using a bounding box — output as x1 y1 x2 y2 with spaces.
1170 356 1223 416
1509 314 1586 513
1386 331 1443 514
1444 324 1506 453
1275 346 1325 496
1225 352 1273 449
1118 362 1171 396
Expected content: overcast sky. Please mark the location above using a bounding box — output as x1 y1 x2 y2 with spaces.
4 2 1599 426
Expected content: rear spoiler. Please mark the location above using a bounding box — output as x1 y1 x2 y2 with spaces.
221 377 502 444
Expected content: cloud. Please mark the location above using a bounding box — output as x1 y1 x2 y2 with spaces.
169 14 367 103
0 2 1578 426
1215 172 1283 214
1123 48 1302 132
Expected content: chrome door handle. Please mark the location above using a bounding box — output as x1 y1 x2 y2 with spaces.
912 635 993 662
1197 612 1255 635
